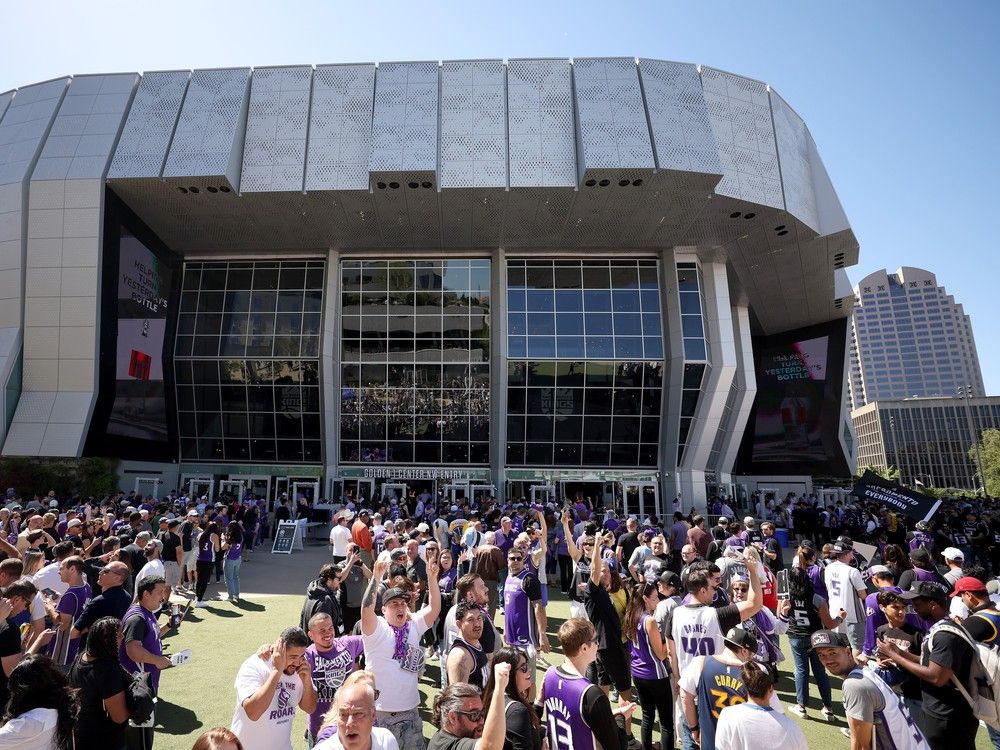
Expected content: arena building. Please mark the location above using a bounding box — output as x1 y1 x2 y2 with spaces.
0 58 858 515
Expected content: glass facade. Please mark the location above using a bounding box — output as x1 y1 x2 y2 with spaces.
506 259 662 360
174 261 324 463
676 262 709 463
505 259 665 469
339 260 490 465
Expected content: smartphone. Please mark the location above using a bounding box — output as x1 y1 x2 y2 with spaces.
776 569 790 600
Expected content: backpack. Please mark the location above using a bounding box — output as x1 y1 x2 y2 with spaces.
124 665 156 725
925 620 1000 730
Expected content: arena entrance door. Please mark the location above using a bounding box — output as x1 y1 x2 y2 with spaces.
530 484 555 505
218 479 246 501
228 474 270 503
292 480 320 504
380 482 407 503
622 481 659 520
339 478 374 505
134 476 161 499
181 475 214 503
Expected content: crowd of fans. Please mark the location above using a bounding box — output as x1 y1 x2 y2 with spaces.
0 484 998 750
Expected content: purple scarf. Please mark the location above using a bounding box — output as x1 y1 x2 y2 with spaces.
390 620 411 662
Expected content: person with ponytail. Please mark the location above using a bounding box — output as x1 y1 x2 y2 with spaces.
0 654 77 750
622 582 672 750
67 616 128 750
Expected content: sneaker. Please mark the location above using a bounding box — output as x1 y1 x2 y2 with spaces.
194 601 207 608
822 707 835 721
425 647 437 660
609 688 620 702
788 704 808 718
840 727 851 739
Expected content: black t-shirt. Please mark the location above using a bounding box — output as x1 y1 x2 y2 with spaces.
617 532 640 568
0 618 22 708
121 543 144 575
875 622 923 700
584 580 622 650
428 729 478 750
74 586 132 634
964 606 1000 647
180 520 195 552
67 657 127 750
158 531 181 564
763 536 783 571
921 625 975 721
503 697 542 750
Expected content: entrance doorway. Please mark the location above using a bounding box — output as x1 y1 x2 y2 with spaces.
529 484 555 505
229 474 270 502
291 480 320 504
622 481 659 520
134 476 161 499
339 478 374 505
218 479 246 501
181 475 214 503
380 482 407 504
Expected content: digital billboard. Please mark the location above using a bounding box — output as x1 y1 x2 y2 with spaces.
84 192 179 460
735 319 851 477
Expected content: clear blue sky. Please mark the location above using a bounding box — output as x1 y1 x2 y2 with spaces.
3 1 998 391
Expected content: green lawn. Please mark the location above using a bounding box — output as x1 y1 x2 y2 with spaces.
154 585 992 750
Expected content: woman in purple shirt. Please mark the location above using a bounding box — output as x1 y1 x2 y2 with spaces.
623 582 672 750
194 521 220 607
221 521 244 604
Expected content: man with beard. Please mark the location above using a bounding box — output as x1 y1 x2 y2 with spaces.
812 629 930 750
442 574 500 688
428 665 511 750
362 555 441 750
303 612 364 746
502 541 550 691
639 535 672 585
446 601 489 689
231 626 317 750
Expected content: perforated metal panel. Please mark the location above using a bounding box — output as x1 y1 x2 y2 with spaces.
507 59 576 188
638 59 721 176
0 78 69 186
440 60 506 188
240 66 311 192
769 90 819 233
163 68 251 185
0 91 14 125
370 62 438 175
305 64 375 191
33 73 138 181
107 71 189 179
700 67 783 210
573 57 654 175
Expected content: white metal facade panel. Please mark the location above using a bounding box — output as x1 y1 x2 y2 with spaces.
700 67 783 210
638 59 722 176
370 62 438 175
240 66 311 193
107 71 189 179
507 59 575 188
162 68 251 185
572 57 654 175
305 64 375 191
439 60 507 188
0 79 69 186
769 90 819 234
0 92 14 124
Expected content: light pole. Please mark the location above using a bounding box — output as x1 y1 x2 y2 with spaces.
957 385 984 494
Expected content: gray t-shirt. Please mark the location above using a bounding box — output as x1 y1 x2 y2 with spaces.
842 671 885 723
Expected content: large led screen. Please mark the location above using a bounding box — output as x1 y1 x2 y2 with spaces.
735 319 850 477
107 232 173 440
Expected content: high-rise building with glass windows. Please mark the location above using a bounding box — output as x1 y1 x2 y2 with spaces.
848 267 984 410
0 58 859 514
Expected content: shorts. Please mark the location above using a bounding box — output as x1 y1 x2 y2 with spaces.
586 642 632 693
183 548 198 572
377 708 424 750
162 561 181 587
844 620 865 652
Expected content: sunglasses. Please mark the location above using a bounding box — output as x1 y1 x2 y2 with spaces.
508 556 523 562
454 709 486 722
731 586 748 593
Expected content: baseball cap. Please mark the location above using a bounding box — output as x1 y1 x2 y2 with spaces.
942 547 964 562
809 630 852 650
381 587 410 604
389 548 407 562
832 538 853 554
909 547 931 564
950 576 988 598
868 565 892 578
187 510 199 517
718 517 729 526
743 516 755 526
500 516 512 524
416 522 429 533
66 519 82 528
723 626 758 654
915 521 929 531
358 509 370 516
898 581 950 602
658 571 681 589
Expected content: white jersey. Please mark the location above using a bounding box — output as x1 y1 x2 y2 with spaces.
715 702 807 750
824 560 866 625
844 667 931 750
670 603 728 677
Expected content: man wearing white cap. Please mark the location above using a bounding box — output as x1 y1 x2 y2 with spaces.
941 547 964 587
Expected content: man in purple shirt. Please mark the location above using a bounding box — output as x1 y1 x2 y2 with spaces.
303 612 365 744
49 555 91 666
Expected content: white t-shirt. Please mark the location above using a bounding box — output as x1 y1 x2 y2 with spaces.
136 559 165 588
824 560 866 626
0 707 58 750
230 655 304 750
362 615 430 712
32 563 69 596
715 702 805 750
329 525 352 557
314 726 399 750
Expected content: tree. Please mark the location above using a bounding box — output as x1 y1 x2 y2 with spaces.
855 465 900 483
970 428 1000 497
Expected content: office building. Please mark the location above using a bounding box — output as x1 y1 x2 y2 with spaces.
0 58 859 514
848 267 984 409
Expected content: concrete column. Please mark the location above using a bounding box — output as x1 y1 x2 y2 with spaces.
489 247 507 494
322 249 341 493
658 247 683 518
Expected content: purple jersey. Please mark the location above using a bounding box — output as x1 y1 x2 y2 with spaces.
503 569 540 647
305 636 365 738
543 666 595 750
52 583 91 665
226 541 243 560
909 532 934 553
863 591 925 655
629 613 669 680
119 604 163 690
